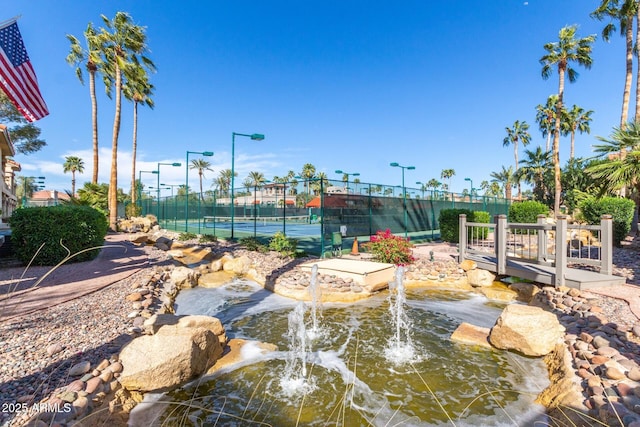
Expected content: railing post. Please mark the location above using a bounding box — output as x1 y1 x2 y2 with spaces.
555 215 568 288
537 214 547 262
600 215 613 276
495 214 507 275
459 214 467 262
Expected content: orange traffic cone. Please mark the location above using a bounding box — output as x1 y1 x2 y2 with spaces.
350 237 360 256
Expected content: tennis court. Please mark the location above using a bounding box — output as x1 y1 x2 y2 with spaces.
200 215 321 238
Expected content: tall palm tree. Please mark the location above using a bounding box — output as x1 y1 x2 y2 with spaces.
591 0 636 126
440 169 455 194
540 24 596 215
490 166 515 201
503 120 531 199
66 23 103 184
310 172 328 195
63 156 85 196
190 159 213 201
99 11 155 230
123 63 154 206
535 95 561 152
563 105 593 160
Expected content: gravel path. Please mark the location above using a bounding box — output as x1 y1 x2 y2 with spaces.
0 234 638 426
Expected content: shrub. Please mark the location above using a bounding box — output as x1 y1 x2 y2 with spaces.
240 236 267 252
198 234 218 243
578 196 635 246
10 205 108 266
125 203 141 218
508 200 549 223
178 232 198 241
362 229 414 265
471 211 491 239
438 209 473 243
268 232 298 257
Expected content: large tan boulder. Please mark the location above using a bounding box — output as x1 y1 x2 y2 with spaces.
143 314 227 349
170 266 201 289
508 282 540 303
489 304 565 356
118 318 224 392
466 269 495 287
223 255 252 275
450 322 492 349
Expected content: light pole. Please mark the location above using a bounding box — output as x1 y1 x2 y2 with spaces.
185 150 214 232
335 170 359 193
22 176 45 207
416 181 426 198
157 162 181 223
390 162 415 239
231 132 265 239
464 177 473 202
138 170 158 210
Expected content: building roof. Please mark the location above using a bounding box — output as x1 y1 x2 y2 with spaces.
0 124 15 157
31 190 71 201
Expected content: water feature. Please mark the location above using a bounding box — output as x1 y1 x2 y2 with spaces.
385 266 421 365
131 278 550 426
307 264 322 340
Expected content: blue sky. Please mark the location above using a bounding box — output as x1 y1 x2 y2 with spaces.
2 0 627 195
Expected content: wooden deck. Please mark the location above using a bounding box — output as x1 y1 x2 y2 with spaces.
467 253 626 290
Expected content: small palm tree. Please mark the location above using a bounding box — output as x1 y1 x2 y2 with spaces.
217 169 235 197
535 95 560 152
519 147 553 203
63 156 85 196
190 159 213 201
540 24 596 215
503 120 532 199
490 165 515 201
563 105 593 160
440 169 455 194
300 163 316 195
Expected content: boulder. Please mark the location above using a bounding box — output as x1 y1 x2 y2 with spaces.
223 255 252 275
466 269 495 287
450 322 492 348
508 282 540 303
478 285 518 302
118 318 224 392
170 266 201 289
459 259 477 271
489 304 565 356
143 314 227 348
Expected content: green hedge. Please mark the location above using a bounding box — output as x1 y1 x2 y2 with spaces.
10 205 108 266
471 210 491 239
508 200 549 223
578 196 635 247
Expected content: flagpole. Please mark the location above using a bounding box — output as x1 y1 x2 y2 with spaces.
0 15 21 29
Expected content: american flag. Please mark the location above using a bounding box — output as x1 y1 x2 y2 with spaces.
0 19 48 122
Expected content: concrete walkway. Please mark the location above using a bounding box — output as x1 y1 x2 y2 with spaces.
0 233 150 323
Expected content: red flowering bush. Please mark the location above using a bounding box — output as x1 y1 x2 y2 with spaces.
362 229 415 265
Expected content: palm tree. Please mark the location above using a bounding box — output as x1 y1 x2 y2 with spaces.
300 163 316 196
310 172 329 195
503 120 532 199
540 24 596 215
519 147 553 203
490 165 515 201
66 23 103 184
190 159 213 201
217 168 235 197
440 169 455 194
591 0 636 125
63 156 85 196
123 63 154 206
535 95 561 152
562 105 593 160
587 122 640 224
99 11 155 230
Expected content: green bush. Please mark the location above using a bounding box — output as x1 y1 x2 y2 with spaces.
178 232 198 241
438 209 473 243
362 229 414 265
578 196 635 246
240 236 267 252
198 234 218 243
268 232 298 257
125 203 141 218
10 205 108 266
471 211 491 239
508 200 549 223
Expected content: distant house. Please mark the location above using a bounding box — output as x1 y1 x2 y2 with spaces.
0 124 20 225
28 190 71 207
